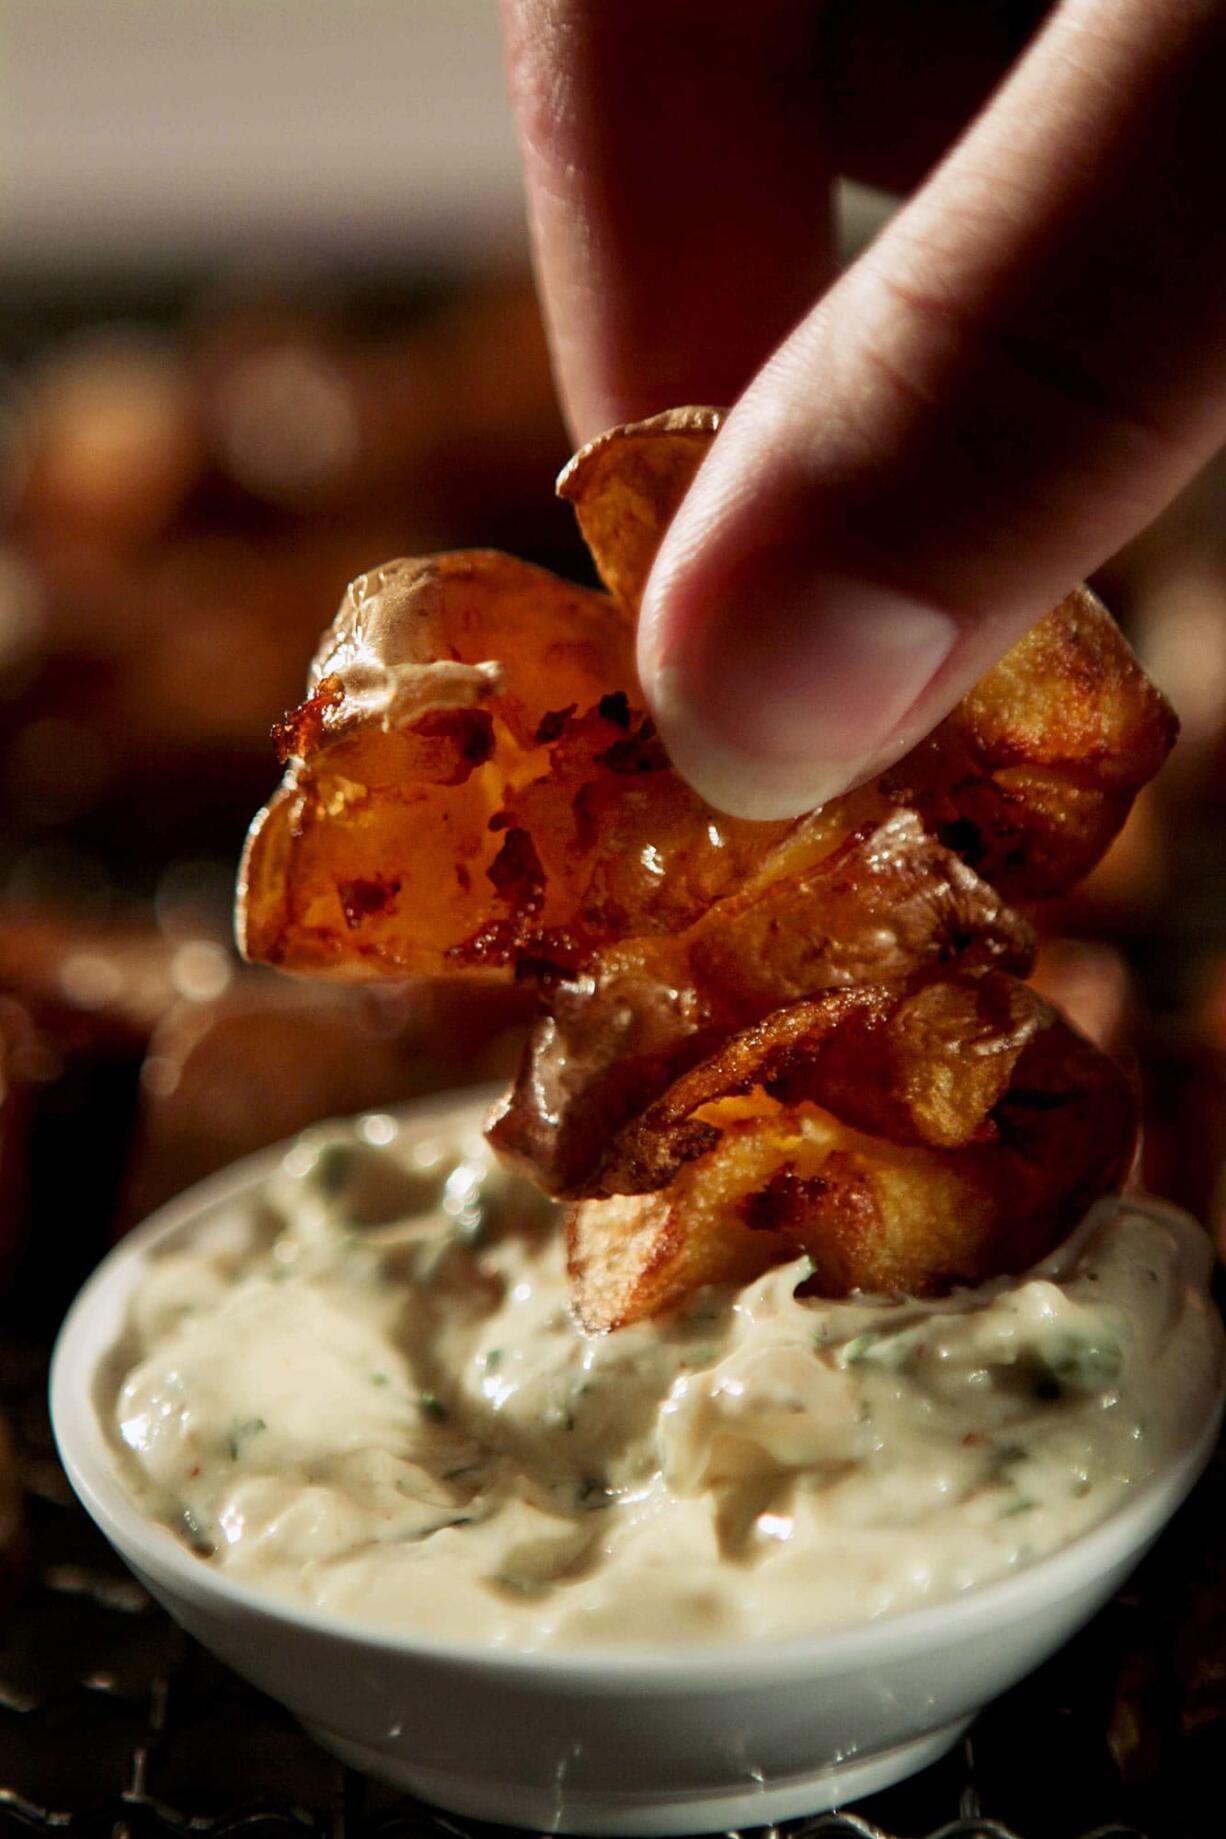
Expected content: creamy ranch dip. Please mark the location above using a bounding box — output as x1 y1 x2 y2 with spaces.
112 1098 1225 1649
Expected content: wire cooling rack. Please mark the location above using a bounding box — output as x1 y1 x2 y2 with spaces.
1 1336 1222 1839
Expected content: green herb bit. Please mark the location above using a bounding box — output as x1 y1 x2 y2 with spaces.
483 1349 503 1372
1030 1334 1122 1402
370 1371 390 1387
419 1392 448 1422
841 1331 884 1366
227 1417 267 1460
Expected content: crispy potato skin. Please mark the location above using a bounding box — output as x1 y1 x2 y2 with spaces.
567 973 1136 1332
239 408 1171 1330
238 547 792 979
881 583 1178 899
556 407 724 610
488 808 1035 1195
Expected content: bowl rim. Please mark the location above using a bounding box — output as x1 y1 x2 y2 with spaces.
51 1086 1226 1684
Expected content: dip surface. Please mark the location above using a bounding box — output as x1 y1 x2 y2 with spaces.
112 1096 1225 1649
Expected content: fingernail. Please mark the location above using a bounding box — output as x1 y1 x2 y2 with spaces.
642 573 959 820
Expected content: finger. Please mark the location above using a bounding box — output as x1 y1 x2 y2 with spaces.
501 1 1052 440
639 0 1226 820
500 0 834 441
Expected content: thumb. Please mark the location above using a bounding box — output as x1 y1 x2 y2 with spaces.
638 0 1226 820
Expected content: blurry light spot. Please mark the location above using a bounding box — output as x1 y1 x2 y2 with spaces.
361 1113 398 1147
443 1161 482 1215
214 347 359 504
282 1142 319 1180
170 940 233 1003
59 952 124 1011
28 327 199 537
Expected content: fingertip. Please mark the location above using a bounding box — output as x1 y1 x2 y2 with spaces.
644 656 860 820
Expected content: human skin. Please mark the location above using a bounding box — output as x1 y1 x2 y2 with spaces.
501 0 1226 818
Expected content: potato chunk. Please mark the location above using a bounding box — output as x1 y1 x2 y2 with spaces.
567 973 1135 1331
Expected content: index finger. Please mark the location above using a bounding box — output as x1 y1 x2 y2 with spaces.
499 0 834 441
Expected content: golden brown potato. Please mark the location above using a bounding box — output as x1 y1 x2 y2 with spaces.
238 548 806 979
567 972 1136 1331
556 407 723 609
241 415 1173 989
239 551 651 979
881 585 1178 899
489 807 1035 1194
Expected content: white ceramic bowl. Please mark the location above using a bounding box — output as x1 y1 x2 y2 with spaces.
51 1102 1225 1836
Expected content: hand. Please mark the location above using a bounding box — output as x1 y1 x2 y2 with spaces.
501 0 1226 817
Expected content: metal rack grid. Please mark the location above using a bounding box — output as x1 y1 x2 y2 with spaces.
1 1340 1222 1839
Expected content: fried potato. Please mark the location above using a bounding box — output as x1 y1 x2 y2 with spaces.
566 972 1135 1330
488 807 1035 1195
238 550 803 978
556 407 723 610
881 584 1178 898
241 412 1173 986
240 551 626 977
238 408 1168 1332
240 566 1164 988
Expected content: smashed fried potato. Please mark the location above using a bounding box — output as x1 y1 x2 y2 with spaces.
566 973 1135 1329
239 406 1175 1328
240 411 1173 982
486 806 1034 1195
